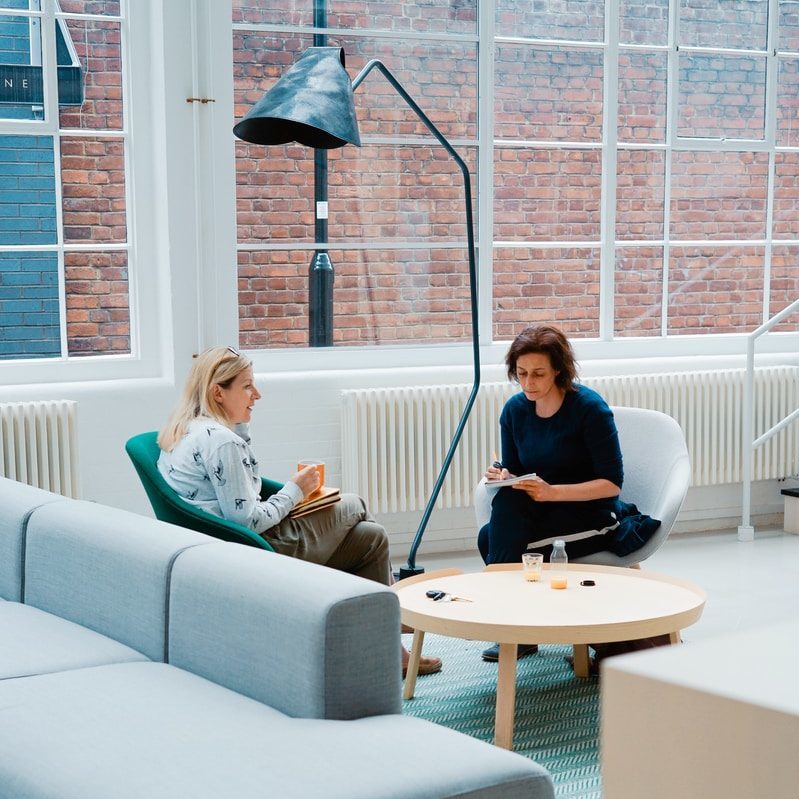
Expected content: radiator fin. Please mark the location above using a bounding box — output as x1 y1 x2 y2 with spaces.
341 367 799 513
0 401 80 498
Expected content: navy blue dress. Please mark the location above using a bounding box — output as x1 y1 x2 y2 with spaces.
479 384 624 563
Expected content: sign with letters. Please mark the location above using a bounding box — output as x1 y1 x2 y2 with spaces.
0 64 83 106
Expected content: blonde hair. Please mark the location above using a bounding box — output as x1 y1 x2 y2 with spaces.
158 346 252 452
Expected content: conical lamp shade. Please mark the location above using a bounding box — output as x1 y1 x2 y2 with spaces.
233 46 361 149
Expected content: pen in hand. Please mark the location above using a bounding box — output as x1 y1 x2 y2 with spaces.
492 451 503 470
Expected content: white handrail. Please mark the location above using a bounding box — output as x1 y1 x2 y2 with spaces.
739 297 799 541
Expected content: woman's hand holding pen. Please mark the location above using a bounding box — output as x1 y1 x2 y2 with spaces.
485 452 512 482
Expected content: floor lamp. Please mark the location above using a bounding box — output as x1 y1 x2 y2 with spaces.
233 46 480 579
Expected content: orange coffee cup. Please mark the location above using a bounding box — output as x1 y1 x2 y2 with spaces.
297 460 325 486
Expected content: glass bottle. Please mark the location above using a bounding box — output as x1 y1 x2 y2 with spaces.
549 539 568 589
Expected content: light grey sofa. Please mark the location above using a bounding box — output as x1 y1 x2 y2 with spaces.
0 477 554 799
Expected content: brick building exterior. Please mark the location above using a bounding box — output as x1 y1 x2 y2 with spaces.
233 1 799 349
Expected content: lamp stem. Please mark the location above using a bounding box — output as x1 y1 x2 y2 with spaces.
350 62 481 579
309 0 334 347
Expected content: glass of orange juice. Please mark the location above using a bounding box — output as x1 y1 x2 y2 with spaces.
521 552 543 582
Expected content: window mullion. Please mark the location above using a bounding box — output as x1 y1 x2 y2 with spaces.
40 0 68 358
661 0 681 337
600 0 620 342
762 0 781 323
478 0 495 346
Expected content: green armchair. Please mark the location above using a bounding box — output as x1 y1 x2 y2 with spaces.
125 431 281 551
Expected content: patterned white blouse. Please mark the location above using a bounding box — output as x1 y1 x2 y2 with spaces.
157 417 302 533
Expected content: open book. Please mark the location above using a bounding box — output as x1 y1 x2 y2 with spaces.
484 473 537 493
288 486 342 519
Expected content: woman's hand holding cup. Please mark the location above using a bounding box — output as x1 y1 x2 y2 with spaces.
293 463 322 498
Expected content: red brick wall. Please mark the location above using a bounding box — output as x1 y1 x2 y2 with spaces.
60 137 126 243
61 7 129 356
496 1 604 41
60 16 123 130
615 247 663 337
492 247 600 340
772 247 799 332
36 4 799 358
232 7 799 349
234 25 479 347
670 152 769 240
232 0 477 35
238 246 472 347
64 249 130 355
494 46 603 141
494 149 602 241
618 52 667 142
668 247 764 334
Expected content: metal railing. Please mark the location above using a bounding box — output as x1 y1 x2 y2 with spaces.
738 297 799 541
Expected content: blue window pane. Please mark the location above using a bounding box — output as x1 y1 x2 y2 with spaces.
0 135 57 246
0 14 43 121
0 251 61 359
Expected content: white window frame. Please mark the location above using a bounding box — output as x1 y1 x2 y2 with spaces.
6 1 796 385
0 0 237 386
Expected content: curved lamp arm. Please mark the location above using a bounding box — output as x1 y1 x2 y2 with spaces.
351 61 481 579
233 50 481 578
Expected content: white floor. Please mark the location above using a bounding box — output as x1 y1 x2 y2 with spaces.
399 526 799 645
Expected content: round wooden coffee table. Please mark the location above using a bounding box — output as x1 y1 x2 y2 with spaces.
394 563 706 750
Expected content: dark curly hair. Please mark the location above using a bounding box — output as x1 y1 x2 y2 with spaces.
505 325 577 392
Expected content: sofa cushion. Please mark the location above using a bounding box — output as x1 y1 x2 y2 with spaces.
0 662 554 799
24 500 212 661
0 602 148 679
168 542 402 720
0 477 65 601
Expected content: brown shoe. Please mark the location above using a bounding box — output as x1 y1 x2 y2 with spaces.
402 655 442 678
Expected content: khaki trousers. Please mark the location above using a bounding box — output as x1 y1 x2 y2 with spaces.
262 493 391 586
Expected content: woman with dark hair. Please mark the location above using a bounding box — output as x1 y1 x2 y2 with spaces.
482 324 623 563
478 325 625 661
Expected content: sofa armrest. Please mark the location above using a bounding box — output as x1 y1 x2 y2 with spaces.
167 542 401 720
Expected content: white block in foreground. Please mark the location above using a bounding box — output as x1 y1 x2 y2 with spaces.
601 622 799 799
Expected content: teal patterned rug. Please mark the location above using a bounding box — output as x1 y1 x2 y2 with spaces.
402 634 601 799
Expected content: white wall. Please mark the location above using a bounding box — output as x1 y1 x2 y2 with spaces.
0 357 790 562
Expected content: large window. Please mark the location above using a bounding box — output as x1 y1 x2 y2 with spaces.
496 0 799 341
232 0 799 352
0 0 129 361
3 1 798 366
232 3 478 349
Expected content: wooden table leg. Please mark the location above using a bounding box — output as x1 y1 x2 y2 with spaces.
403 629 425 700
669 631 682 645
573 644 590 678
494 642 518 749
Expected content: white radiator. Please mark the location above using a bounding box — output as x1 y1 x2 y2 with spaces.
0 400 80 498
341 367 799 513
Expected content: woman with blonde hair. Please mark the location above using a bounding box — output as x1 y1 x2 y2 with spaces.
158 345 441 676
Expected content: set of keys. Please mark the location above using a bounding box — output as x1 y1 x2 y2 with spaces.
425 589 472 602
